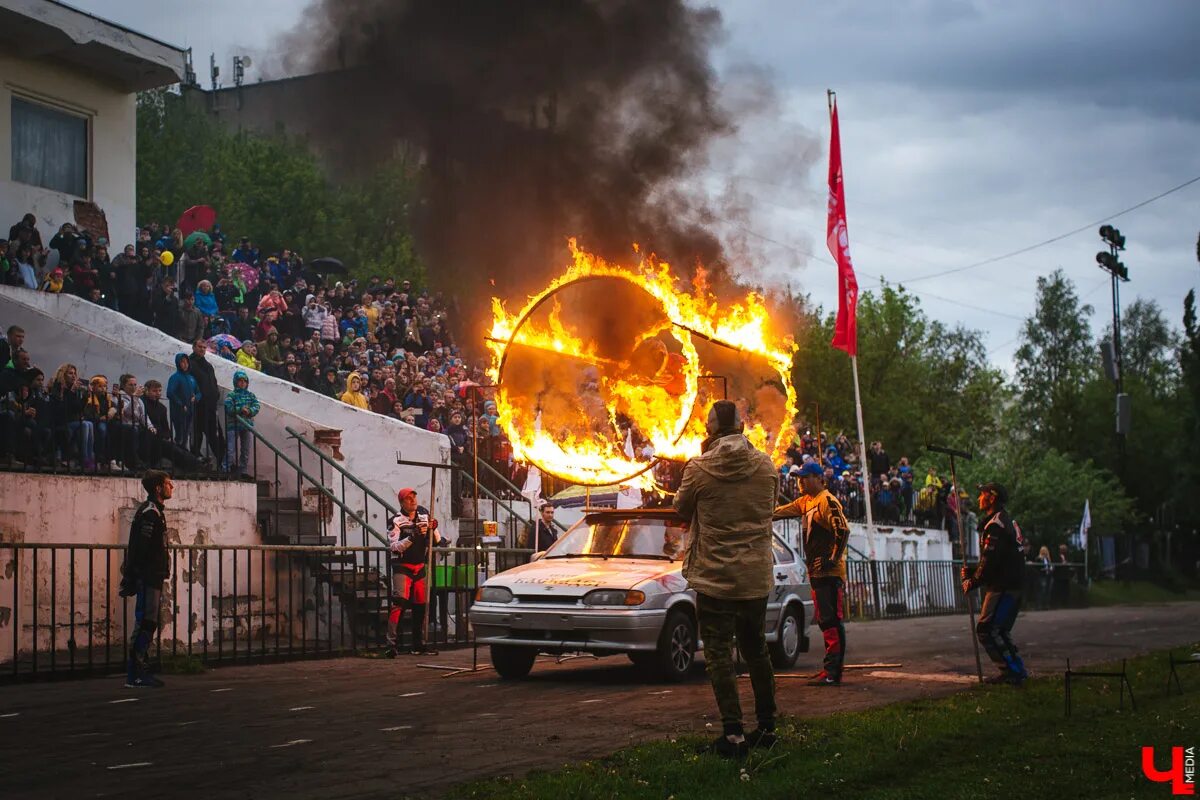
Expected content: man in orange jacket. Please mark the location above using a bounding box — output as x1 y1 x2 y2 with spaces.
775 461 851 686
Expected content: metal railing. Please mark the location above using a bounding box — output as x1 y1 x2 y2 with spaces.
0 384 230 480
283 426 400 542
843 559 1089 620
243 424 387 546
0 541 534 683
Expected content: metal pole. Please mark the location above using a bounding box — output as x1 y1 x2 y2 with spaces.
813 402 824 468
423 465 437 647
948 453 984 682
850 356 875 554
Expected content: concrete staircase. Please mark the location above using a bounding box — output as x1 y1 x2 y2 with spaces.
255 480 392 648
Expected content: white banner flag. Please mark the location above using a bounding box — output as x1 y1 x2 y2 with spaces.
1077 499 1091 550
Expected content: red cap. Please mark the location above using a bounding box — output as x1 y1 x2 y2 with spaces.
397 487 417 503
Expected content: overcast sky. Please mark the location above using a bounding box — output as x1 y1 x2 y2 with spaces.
73 0 1200 371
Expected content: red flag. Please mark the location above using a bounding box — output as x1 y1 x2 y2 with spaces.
827 98 859 357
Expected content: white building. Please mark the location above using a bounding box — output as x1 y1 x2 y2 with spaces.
0 0 184 251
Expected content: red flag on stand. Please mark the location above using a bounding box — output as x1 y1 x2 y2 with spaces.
827 98 859 357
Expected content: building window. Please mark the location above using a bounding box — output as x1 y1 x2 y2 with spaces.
11 96 89 198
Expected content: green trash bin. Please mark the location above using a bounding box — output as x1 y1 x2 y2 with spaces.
433 563 477 590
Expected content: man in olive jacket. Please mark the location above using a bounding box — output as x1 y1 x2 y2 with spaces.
674 400 779 757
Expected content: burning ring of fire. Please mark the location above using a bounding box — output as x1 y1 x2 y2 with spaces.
487 241 798 488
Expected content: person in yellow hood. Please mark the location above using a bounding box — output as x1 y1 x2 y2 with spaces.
236 342 260 372
341 372 369 409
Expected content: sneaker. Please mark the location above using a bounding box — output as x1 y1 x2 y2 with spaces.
697 734 748 759
124 674 165 688
806 670 842 687
383 647 398 659
745 728 778 749
408 647 426 656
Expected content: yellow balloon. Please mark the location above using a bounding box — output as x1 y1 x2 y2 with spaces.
160 250 174 267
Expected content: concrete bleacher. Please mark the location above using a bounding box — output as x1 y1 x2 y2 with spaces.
0 285 454 539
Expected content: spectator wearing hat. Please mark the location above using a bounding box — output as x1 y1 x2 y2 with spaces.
962 482 1028 686
775 460 851 686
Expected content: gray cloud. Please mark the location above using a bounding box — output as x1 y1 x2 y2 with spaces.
70 0 1200 372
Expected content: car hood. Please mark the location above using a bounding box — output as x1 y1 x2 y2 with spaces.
485 557 687 598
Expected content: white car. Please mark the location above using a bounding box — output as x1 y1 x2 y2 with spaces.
469 509 811 681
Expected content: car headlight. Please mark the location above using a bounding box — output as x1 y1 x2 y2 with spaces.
582 589 646 606
475 586 514 603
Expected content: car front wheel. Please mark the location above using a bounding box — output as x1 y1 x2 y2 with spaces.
769 604 803 669
490 644 537 680
654 609 697 682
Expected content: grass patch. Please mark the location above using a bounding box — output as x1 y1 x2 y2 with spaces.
1087 580 1200 607
450 644 1200 800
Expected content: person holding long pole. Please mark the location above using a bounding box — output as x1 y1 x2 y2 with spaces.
385 487 443 657
961 482 1029 686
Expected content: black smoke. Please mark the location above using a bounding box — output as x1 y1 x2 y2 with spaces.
284 0 776 333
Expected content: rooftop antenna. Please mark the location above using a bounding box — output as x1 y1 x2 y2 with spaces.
183 47 197 87
233 55 252 88
209 53 219 90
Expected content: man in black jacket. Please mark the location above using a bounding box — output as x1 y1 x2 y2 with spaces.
142 380 203 472
961 482 1029 686
120 470 173 688
188 338 222 463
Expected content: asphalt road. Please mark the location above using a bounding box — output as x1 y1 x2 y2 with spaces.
2 602 1198 799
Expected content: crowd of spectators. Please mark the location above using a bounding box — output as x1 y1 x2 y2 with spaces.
776 425 973 536
1 212 521 488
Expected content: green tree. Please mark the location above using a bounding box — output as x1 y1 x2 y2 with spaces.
135 88 424 283
1103 298 1179 399
790 282 1006 464
1013 269 1094 454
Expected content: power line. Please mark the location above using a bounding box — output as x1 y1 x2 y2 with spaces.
728 222 1026 321
899 173 1200 284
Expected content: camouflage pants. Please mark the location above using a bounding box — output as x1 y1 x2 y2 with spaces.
696 593 776 735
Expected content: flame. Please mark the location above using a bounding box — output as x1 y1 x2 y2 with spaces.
488 240 797 487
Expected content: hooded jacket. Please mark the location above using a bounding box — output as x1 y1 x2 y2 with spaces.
224 370 260 429
340 373 369 409
236 346 261 371
167 353 200 412
673 433 778 600
194 286 219 316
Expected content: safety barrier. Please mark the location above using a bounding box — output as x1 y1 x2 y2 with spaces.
844 559 1087 620
0 542 533 683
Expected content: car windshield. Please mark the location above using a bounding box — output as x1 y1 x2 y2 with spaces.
545 517 692 560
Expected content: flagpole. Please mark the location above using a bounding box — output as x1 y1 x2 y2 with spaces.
851 355 875 549
829 88 875 554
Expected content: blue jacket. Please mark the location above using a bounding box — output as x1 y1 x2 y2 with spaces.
194 288 218 317
167 353 200 412
224 370 261 429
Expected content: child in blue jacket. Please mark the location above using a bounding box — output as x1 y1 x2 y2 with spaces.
166 353 200 450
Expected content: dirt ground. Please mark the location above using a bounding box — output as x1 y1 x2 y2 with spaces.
1 602 1198 799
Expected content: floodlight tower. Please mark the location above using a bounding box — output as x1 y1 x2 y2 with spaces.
1096 225 1130 441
